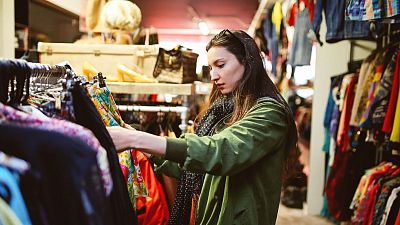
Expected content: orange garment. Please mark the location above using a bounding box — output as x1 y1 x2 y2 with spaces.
136 152 169 225
337 74 358 152
395 210 400 225
286 0 314 26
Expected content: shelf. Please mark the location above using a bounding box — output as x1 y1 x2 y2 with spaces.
15 23 28 29
194 81 213 95
107 82 195 95
107 82 213 95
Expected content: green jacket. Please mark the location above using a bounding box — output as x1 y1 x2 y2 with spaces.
154 98 290 225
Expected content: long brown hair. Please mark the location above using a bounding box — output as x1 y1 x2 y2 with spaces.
203 29 298 179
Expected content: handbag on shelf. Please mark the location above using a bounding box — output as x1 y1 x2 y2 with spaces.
153 46 198 84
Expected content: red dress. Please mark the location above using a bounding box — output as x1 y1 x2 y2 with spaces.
136 152 169 225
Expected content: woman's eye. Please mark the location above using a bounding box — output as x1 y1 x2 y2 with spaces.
217 64 224 68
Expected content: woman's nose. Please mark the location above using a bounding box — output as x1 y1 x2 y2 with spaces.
210 69 219 81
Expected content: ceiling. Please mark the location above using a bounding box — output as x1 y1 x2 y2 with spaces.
133 0 259 36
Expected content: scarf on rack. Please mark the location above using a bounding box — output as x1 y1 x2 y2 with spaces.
168 94 234 225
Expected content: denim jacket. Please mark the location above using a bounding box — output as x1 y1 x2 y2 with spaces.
310 0 375 44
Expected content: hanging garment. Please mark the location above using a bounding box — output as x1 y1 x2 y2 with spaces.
390 87 400 142
358 63 385 127
326 140 376 221
371 49 400 127
376 184 400 225
360 49 398 128
87 83 148 208
363 169 400 225
371 174 400 225
287 1 314 27
385 195 400 225
347 0 400 20
337 74 358 152
0 197 23 225
0 166 31 225
136 152 169 225
383 53 400 134
288 8 312 67
0 102 112 196
72 84 138 225
0 123 106 225
351 163 397 224
87 83 170 224
263 7 279 76
350 55 375 125
352 52 384 126
312 0 373 44
350 163 392 210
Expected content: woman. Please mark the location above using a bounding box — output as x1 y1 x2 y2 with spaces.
107 30 298 225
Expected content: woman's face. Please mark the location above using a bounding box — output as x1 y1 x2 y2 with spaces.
207 46 245 94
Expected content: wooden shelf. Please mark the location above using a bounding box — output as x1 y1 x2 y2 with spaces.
107 82 212 95
194 81 213 95
107 82 195 95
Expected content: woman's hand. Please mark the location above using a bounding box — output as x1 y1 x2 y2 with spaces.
106 126 167 157
106 126 136 152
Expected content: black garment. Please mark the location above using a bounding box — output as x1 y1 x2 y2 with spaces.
386 194 400 225
0 123 106 225
71 84 138 225
168 95 234 225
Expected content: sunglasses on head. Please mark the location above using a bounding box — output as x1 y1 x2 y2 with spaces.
220 29 242 42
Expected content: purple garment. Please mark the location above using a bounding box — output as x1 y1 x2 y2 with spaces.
0 102 113 195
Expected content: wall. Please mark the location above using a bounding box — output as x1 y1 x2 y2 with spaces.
0 0 15 58
46 0 81 15
307 16 375 215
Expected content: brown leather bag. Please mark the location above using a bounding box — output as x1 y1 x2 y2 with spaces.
153 46 198 83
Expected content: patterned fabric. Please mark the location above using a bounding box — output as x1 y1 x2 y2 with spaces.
87 83 148 208
168 95 234 225
371 49 399 126
0 102 113 195
372 175 400 225
379 186 400 225
347 0 400 20
346 0 366 20
359 64 384 127
383 0 400 17
383 52 400 133
350 163 397 224
353 52 384 126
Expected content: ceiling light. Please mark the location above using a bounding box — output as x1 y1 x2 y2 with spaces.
198 21 210 35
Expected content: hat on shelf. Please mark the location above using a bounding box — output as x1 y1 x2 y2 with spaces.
99 0 142 33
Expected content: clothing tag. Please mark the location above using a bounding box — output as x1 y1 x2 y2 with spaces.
299 2 305 11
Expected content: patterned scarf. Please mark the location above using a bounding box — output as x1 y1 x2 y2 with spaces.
168 95 234 225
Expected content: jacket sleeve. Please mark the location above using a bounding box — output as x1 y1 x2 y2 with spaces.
176 101 288 176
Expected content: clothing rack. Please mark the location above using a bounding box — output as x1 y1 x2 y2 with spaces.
108 82 199 133
117 96 190 133
116 105 188 113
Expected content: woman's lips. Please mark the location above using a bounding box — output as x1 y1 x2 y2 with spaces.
216 83 224 89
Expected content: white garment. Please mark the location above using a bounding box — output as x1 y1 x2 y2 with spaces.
379 186 400 225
